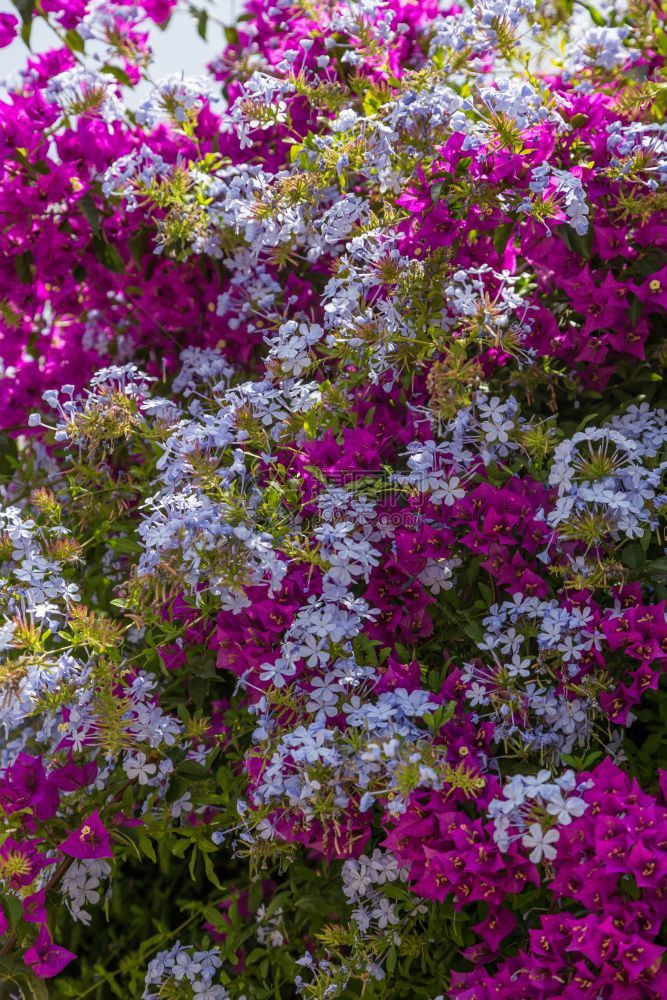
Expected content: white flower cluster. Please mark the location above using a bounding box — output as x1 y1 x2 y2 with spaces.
265 320 325 378
255 903 285 947
461 595 604 759
143 942 228 1000
548 416 667 541
44 68 125 123
526 163 590 235
442 265 536 339
429 0 537 61
61 859 111 925
321 231 415 380
384 84 464 137
399 392 523 489
480 79 551 132
29 364 159 441
0 507 82 737
567 25 629 73
138 369 327 604
172 348 236 404
136 75 220 128
398 440 469 506
237 486 457 827
102 145 174 210
488 768 590 861
227 70 294 148
62 671 182 755
342 849 407 933
607 122 667 190
251 485 383 690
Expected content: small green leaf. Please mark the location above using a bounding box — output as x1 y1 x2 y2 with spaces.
493 221 514 257
558 223 592 260
11 0 35 26
14 250 34 284
138 835 156 863
642 558 667 582
203 851 224 890
175 761 211 781
64 29 85 53
430 182 444 204
78 193 101 237
91 236 125 273
18 975 50 1000
622 543 646 570
3 893 23 928
100 64 132 86
463 621 483 642
577 1 606 26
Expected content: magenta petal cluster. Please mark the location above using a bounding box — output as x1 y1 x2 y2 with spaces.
23 926 77 979
58 811 113 860
0 0 665 997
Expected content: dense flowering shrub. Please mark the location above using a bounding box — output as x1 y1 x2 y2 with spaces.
0 0 666 997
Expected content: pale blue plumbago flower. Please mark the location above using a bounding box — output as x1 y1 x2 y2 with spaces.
44 67 125 123
567 25 630 73
488 768 590 858
143 943 227 1000
61 859 112 926
521 823 560 863
548 415 666 540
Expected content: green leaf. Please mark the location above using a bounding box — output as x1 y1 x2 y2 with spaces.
432 47 445 71
108 536 141 555
557 223 592 260
629 294 644 326
78 193 101 237
18 975 50 1000
175 760 211 781
171 837 191 858
140 838 157 864
91 236 125 274
13 149 50 175
579 1 607 26
14 250 34 285
642 558 667 582
11 0 35 26
190 676 210 707
3 893 23 928
463 621 483 642
622 543 646 570
0 433 18 477
64 29 85 53
640 527 652 552
197 8 208 40
423 700 457 731
100 64 132 86
203 851 224 890
493 222 514 257
129 227 151 265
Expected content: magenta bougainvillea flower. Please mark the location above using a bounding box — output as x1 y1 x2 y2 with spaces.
0 0 665 997
0 13 18 48
58 812 113 860
22 926 77 978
